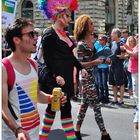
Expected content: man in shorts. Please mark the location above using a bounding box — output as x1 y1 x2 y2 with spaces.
109 28 126 106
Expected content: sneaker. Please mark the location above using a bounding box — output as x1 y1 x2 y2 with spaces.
101 134 112 140
111 101 118 105
75 131 82 140
117 101 124 107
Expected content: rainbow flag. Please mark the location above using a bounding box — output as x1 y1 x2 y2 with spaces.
2 0 17 29
2 0 16 13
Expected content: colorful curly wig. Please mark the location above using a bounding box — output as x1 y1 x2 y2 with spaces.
38 0 78 19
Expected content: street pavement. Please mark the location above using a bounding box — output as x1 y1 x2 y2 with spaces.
38 90 138 140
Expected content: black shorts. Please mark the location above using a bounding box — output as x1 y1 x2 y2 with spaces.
109 66 126 86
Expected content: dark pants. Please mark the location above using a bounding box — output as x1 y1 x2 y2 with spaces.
97 68 109 101
46 98 72 119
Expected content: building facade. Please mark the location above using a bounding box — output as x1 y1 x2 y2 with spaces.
15 0 138 35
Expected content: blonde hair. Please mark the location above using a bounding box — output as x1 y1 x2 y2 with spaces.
126 36 137 47
74 15 92 41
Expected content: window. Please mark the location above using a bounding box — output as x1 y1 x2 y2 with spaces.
105 0 115 34
21 0 33 19
127 1 134 34
105 0 115 24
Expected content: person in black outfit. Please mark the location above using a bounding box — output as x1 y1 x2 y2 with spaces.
39 6 87 140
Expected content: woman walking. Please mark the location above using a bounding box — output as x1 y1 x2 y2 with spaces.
74 15 112 140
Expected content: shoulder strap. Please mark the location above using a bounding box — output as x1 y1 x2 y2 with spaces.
2 58 37 121
2 57 18 120
2 57 15 91
27 58 37 72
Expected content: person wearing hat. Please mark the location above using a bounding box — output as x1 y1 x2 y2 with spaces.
38 0 87 139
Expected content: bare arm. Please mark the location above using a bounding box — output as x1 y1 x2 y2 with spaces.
126 49 138 58
81 59 103 68
2 64 29 140
2 64 18 132
120 45 138 58
37 88 52 104
37 88 66 105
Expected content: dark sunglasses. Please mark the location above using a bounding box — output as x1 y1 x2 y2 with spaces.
65 13 71 18
21 31 37 38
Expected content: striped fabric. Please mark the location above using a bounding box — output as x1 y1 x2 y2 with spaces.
39 112 55 139
61 118 77 140
16 79 40 131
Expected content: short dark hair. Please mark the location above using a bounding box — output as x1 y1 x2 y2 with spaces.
98 35 108 42
5 18 34 52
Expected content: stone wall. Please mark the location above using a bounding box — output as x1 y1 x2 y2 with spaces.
15 0 138 34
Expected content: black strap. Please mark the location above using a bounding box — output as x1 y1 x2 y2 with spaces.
8 86 18 120
8 101 18 120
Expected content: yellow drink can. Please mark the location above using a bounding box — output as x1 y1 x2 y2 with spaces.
51 87 62 111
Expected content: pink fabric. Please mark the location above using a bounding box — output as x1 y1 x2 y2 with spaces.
68 40 73 47
73 67 77 84
128 45 138 73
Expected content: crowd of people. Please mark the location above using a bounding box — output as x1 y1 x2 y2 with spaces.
2 0 138 140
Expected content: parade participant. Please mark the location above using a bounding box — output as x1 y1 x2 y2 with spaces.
38 0 87 139
2 18 66 140
109 28 126 106
74 15 112 140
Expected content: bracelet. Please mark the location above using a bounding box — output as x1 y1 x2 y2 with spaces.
48 95 52 104
15 127 23 138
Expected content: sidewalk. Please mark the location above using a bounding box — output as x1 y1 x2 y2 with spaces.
108 85 136 108
72 85 135 109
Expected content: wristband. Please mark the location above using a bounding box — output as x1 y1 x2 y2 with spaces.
15 127 23 138
48 95 52 104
